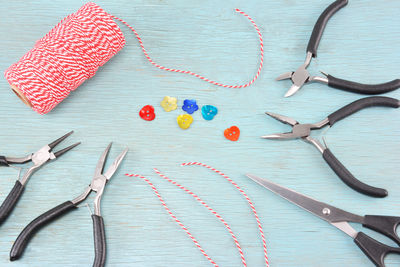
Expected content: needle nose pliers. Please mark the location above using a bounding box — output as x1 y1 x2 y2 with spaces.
10 143 128 267
262 96 400 197
0 131 80 226
277 0 400 97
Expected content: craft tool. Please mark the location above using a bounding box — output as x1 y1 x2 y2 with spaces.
262 96 399 197
10 143 128 267
5 2 263 114
246 174 400 267
0 131 80 226
276 0 400 97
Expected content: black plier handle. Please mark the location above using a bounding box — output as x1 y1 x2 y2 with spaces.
10 143 128 267
263 96 400 197
0 131 79 227
307 0 348 57
277 0 400 97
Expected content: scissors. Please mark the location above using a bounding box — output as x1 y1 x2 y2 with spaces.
247 174 400 267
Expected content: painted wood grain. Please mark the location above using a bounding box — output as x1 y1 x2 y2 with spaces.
0 0 399 266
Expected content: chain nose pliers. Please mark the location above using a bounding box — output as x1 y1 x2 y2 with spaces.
262 96 400 197
277 0 400 97
10 143 128 267
0 131 80 226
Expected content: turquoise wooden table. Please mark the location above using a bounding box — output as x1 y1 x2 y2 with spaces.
0 0 399 266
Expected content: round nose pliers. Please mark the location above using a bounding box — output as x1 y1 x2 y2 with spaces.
0 131 80 226
277 0 400 97
262 96 400 197
9 143 128 267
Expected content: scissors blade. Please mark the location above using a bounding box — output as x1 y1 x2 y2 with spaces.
246 174 362 224
103 148 128 180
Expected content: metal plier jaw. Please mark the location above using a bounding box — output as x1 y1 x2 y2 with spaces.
1 131 80 186
262 111 329 153
72 143 128 216
277 52 329 97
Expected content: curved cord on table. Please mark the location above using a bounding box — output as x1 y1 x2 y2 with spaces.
181 162 269 267
125 173 218 266
111 8 264 88
153 168 247 266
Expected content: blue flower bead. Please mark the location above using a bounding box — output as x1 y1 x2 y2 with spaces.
182 99 199 114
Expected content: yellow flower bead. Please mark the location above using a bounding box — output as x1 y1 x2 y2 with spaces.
177 114 193 130
160 96 178 112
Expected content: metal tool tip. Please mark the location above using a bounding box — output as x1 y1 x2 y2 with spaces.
53 142 80 158
265 111 274 117
320 71 328 77
260 134 279 139
284 91 293 98
284 84 301 97
276 72 293 81
48 131 75 149
246 174 259 181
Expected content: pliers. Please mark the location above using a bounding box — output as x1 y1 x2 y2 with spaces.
262 96 400 197
0 131 80 226
10 143 128 267
277 0 400 97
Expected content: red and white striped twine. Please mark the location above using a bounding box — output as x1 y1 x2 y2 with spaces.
125 173 218 266
111 8 264 89
5 2 263 114
181 162 269 267
126 163 269 267
153 168 247 267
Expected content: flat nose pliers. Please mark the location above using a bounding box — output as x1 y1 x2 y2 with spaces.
262 96 400 197
0 131 80 226
277 0 400 97
10 143 128 267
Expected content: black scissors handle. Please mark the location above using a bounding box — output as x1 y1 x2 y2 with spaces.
363 215 400 246
355 232 400 267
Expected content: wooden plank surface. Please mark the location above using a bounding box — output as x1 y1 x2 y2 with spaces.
0 0 399 266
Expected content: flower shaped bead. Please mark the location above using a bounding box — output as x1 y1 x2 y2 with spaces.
182 99 199 114
160 96 178 112
139 105 156 121
177 114 193 129
201 105 218 120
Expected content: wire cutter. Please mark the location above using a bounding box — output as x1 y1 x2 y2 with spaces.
277 0 400 97
246 174 400 267
10 143 128 267
262 96 400 197
0 131 80 226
